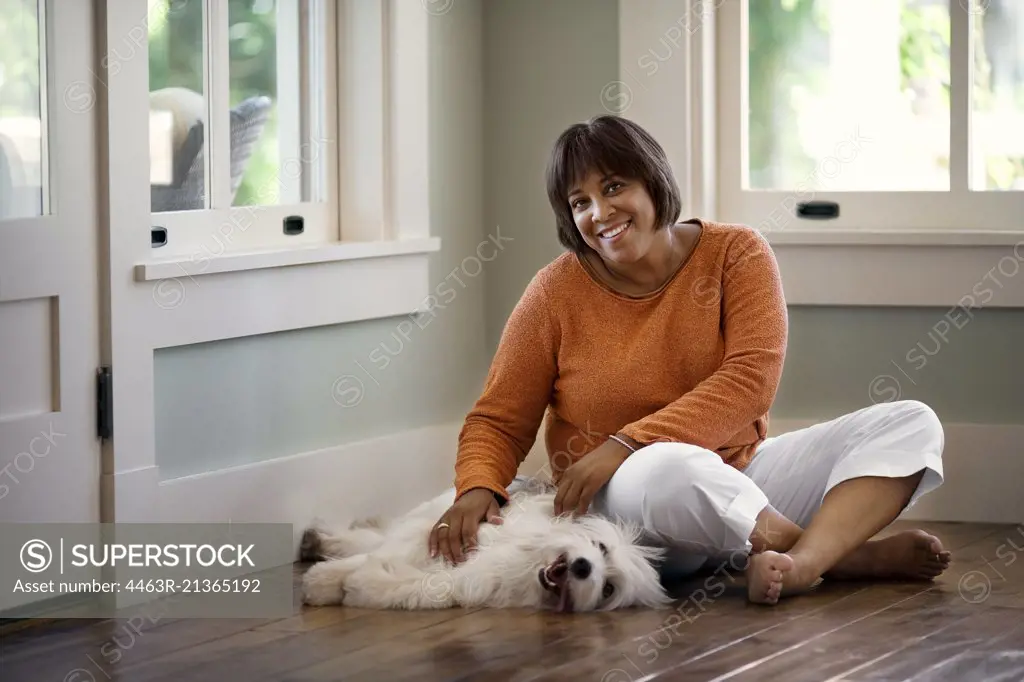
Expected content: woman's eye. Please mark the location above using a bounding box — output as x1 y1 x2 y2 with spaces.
606 182 622 192
603 582 615 599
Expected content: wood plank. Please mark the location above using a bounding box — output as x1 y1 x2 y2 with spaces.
844 607 1024 681
281 607 524 681
113 606 473 681
0 614 283 680
702 591 985 681
1 523 1021 682
515 585 915 682
933 522 1024 610
0 562 314 673
253 603 378 633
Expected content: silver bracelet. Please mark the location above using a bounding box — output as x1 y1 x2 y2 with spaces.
607 434 636 453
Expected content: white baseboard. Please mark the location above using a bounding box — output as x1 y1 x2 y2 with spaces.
142 418 1022 560
153 423 464 552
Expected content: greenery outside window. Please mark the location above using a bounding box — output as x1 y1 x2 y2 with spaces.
716 0 1024 234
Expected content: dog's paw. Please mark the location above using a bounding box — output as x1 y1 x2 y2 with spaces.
301 563 346 606
299 527 325 563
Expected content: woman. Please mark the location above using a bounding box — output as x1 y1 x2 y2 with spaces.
427 115 950 605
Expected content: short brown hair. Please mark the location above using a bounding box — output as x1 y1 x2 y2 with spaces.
545 115 682 254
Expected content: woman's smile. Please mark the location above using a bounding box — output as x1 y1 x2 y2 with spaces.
597 219 632 243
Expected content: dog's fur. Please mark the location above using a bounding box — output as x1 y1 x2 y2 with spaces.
300 486 673 612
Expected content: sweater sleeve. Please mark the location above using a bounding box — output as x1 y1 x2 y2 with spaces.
617 228 787 451
454 273 559 502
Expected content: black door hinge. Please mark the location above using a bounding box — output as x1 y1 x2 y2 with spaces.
97 366 113 440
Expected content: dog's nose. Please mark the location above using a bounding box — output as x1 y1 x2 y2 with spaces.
569 557 591 580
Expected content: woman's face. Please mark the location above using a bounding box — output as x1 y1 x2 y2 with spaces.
568 169 659 265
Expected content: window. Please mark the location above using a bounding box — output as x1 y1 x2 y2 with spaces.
146 0 335 257
0 0 48 220
131 0 434 273
715 0 1024 235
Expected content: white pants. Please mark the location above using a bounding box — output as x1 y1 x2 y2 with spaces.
512 399 945 578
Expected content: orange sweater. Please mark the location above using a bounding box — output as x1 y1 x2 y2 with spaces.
454 219 788 502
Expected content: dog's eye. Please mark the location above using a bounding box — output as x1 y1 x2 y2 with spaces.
602 581 615 599
598 542 608 555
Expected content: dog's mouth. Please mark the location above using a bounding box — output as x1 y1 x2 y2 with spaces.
538 553 573 613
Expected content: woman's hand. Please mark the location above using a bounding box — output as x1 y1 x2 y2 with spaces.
554 436 634 516
428 488 504 565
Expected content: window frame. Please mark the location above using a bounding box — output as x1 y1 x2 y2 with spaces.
616 0 1024 307
133 0 439 276
713 0 1024 238
145 0 337 259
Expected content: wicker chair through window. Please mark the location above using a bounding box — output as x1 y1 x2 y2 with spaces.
150 93 273 212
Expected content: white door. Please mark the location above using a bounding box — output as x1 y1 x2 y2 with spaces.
0 0 101 534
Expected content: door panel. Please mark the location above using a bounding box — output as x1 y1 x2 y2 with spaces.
0 0 101 538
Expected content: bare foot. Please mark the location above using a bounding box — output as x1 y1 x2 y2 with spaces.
826 529 952 581
747 551 805 604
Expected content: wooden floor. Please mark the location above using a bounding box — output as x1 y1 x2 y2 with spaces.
2 520 1023 681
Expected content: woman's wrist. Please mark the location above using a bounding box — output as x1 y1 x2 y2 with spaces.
607 432 641 455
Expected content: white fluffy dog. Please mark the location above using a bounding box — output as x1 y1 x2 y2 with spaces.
300 486 673 612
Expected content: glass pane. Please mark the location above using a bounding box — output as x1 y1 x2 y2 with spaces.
971 1 1024 190
229 0 322 207
747 0 950 191
0 0 46 219
148 0 207 212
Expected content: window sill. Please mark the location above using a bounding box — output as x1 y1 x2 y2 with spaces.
133 237 442 282
762 229 1024 247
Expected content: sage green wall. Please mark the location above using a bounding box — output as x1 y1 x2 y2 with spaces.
154 0 488 478
156 0 1021 480
482 0 621 350
775 307 1023 423
481 0 1024 426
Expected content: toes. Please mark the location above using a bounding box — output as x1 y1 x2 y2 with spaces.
925 535 948 556
920 559 948 579
746 551 803 605
759 580 782 604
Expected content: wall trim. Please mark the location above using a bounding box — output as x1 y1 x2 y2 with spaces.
149 422 464 552
135 237 440 281
145 251 434 349
770 242 1024 308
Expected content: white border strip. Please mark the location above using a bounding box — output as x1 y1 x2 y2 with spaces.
134 236 440 281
